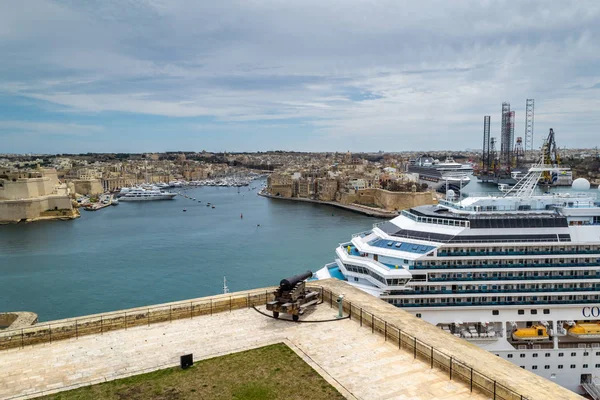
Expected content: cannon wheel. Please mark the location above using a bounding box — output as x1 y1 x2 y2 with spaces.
273 311 279 319
293 314 299 322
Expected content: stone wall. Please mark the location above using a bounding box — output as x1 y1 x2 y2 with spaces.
339 188 435 211
72 179 104 196
0 196 74 223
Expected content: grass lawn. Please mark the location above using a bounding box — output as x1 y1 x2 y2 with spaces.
42 343 345 400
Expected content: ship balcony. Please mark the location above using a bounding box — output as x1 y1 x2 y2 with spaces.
394 286 600 295
438 249 600 257
428 274 600 282
397 297 600 307
413 261 600 270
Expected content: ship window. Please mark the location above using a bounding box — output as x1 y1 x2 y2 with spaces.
584 364 588 368
545 353 550 357
584 352 589 356
559 353 564 357
518 310 524 315
571 352 576 357
531 310 537 315
532 365 538 370
533 353 538 358
558 365 563 369
596 364 600 368
571 365 576 369
492 310 499 315
543 309 550 314
520 366 525 369
544 365 550 369
507 354 513 358
520 354 525 358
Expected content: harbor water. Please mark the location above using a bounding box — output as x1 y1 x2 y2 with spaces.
1 177 598 322
0 182 383 321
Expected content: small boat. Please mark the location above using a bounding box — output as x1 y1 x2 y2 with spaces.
183 209 187 212
512 325 549 341
198 201 201 203
567 323 600 339
206 204 210 207
212 206 215 209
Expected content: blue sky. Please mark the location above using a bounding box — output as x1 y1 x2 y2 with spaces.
1 0 599 154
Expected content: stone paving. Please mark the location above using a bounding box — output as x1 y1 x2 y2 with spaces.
0 305 487 400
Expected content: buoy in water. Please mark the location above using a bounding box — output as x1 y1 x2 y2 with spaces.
183 209 187 212
241 213 243 219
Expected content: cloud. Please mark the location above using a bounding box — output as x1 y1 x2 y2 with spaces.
0 121 104 136
1 0 599 152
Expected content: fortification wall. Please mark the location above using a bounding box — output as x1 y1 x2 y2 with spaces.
0 196 74 223
72 179 104 196
339 188 435 211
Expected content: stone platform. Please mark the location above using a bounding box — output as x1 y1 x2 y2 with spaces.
0 280 584 400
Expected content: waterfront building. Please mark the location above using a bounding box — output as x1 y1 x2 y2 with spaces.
316 165 600 396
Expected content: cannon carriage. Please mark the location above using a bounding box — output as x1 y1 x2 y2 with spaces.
266 271 320 321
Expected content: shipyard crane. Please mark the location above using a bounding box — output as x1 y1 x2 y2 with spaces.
540 128 561 183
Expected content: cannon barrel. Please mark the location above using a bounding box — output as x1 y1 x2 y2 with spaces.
279 270 313 291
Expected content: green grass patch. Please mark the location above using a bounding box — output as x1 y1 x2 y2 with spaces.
42 343 344 400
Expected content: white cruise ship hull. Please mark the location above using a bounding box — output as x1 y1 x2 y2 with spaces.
315 163 600 396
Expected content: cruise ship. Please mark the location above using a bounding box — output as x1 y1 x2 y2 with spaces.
316 164 600 397
119 188 176 201
407 155 471 194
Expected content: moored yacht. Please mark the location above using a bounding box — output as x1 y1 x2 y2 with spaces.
119 188 176 201
316 163 600 396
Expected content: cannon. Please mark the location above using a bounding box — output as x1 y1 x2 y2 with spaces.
266 270 320 321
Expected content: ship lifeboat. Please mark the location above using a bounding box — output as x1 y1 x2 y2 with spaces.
511 325 549 341
567 323 600 339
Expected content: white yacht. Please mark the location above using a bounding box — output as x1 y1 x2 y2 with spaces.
316 163 600 396
119 188 176 201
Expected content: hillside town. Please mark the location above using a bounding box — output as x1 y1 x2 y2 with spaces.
1 149 599 224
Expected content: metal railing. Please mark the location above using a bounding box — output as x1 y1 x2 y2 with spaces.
0 289 274 351
0 285 530 400
334 290 529 400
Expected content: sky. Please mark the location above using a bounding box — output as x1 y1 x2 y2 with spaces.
1 0 599 154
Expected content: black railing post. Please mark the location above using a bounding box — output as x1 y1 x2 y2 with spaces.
124 312 127 329
210 299 213 315
348 302 352 320
147 309 150 326
384 321 387 341
398 328 401 349
413 338 417 359
75 321 78 339
449 356 453 380
101 317 103 334
190 302 193 319
360 308 363 326
247 293 250 308
493 381 496 399
371 314 374 333
470 367 473 392
49 325 52 343
229 296 232 312
21 329 23 348
169 305 172 322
